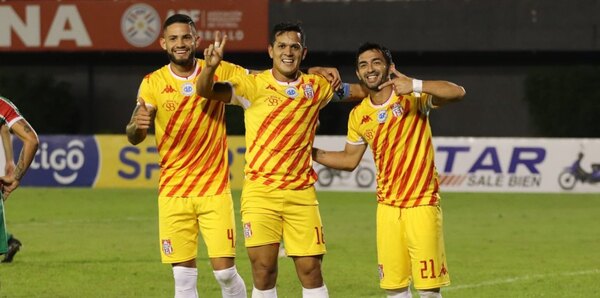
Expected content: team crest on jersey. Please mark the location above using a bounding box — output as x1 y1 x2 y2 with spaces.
285 87 298 98
303 84 314 100
181 82 195 96
391 103 403 117
162 239 174 255
378 264 384 280
377 109 388 123
243 222 253 238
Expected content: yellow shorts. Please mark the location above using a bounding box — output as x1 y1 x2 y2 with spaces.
377 204 450 290
158 193 237 263
240 182 326 256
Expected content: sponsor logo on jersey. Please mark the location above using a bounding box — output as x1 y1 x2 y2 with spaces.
285 87 298 98
377 109 387 123
365 129 374 141
361 115 372 124
266 96 280 106
181 82 195 96
162 239 173 255
161 85 176 94
266 84 277 91
163 100 178 111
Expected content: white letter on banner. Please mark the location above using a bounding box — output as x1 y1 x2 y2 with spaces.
44 5 91 47
0 5 41 47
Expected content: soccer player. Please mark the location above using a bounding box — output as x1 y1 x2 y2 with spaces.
126 14 248 298
126 14 344 298
0 95 40 263
197 22 363 298
312 43 465 298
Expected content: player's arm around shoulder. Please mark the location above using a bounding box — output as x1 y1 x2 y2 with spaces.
196 31 233 103
312 142 367 172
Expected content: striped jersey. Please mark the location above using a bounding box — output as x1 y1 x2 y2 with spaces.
0 95 24 128
228 70 334 190
347 91 440 207
137 59 247 197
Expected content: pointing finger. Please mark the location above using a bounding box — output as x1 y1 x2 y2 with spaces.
378 80 394 90
389 66 402 78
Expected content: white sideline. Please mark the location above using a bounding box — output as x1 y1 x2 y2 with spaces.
446 269 600 291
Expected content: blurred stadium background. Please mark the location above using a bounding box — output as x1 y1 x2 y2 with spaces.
1 0 598 137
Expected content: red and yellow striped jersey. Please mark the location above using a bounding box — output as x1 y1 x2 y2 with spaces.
347 91 440 207
137 59 247 197
228 70 334 190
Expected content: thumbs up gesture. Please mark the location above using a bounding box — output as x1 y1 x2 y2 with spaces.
134 97 152 130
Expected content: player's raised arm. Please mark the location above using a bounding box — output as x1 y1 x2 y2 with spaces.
126 97 155 145
312 142 368 172
379 67 466 107
196 31 233 103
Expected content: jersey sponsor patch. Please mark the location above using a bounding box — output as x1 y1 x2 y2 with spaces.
181 82 195 96
285 87 298 98
162 239 174 255
377 109 388 123
243 222 253 238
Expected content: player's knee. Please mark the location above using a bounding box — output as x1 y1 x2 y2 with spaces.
213 265 238 285
417 288 441 298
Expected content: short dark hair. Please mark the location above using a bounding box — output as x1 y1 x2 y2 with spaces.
271 22 305 47
356 42 393 69
163 14 195 31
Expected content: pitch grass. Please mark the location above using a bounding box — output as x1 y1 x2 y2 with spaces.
0 188 599 297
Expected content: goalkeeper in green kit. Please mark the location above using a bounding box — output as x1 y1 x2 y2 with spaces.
0 95 40 263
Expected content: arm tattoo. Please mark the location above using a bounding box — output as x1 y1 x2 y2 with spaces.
22 122 33 134
15 154 25 181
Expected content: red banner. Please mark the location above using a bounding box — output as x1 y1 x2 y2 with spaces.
0 0 268 52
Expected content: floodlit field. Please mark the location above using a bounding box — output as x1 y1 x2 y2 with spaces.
0 188 598 297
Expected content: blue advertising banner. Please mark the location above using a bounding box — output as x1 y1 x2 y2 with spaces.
13 135 99 187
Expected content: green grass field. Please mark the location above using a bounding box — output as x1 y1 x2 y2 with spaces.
0 188 598 297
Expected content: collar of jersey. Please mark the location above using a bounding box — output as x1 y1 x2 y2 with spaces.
168 60 200 81
270 69 301 86
368 89 395 109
